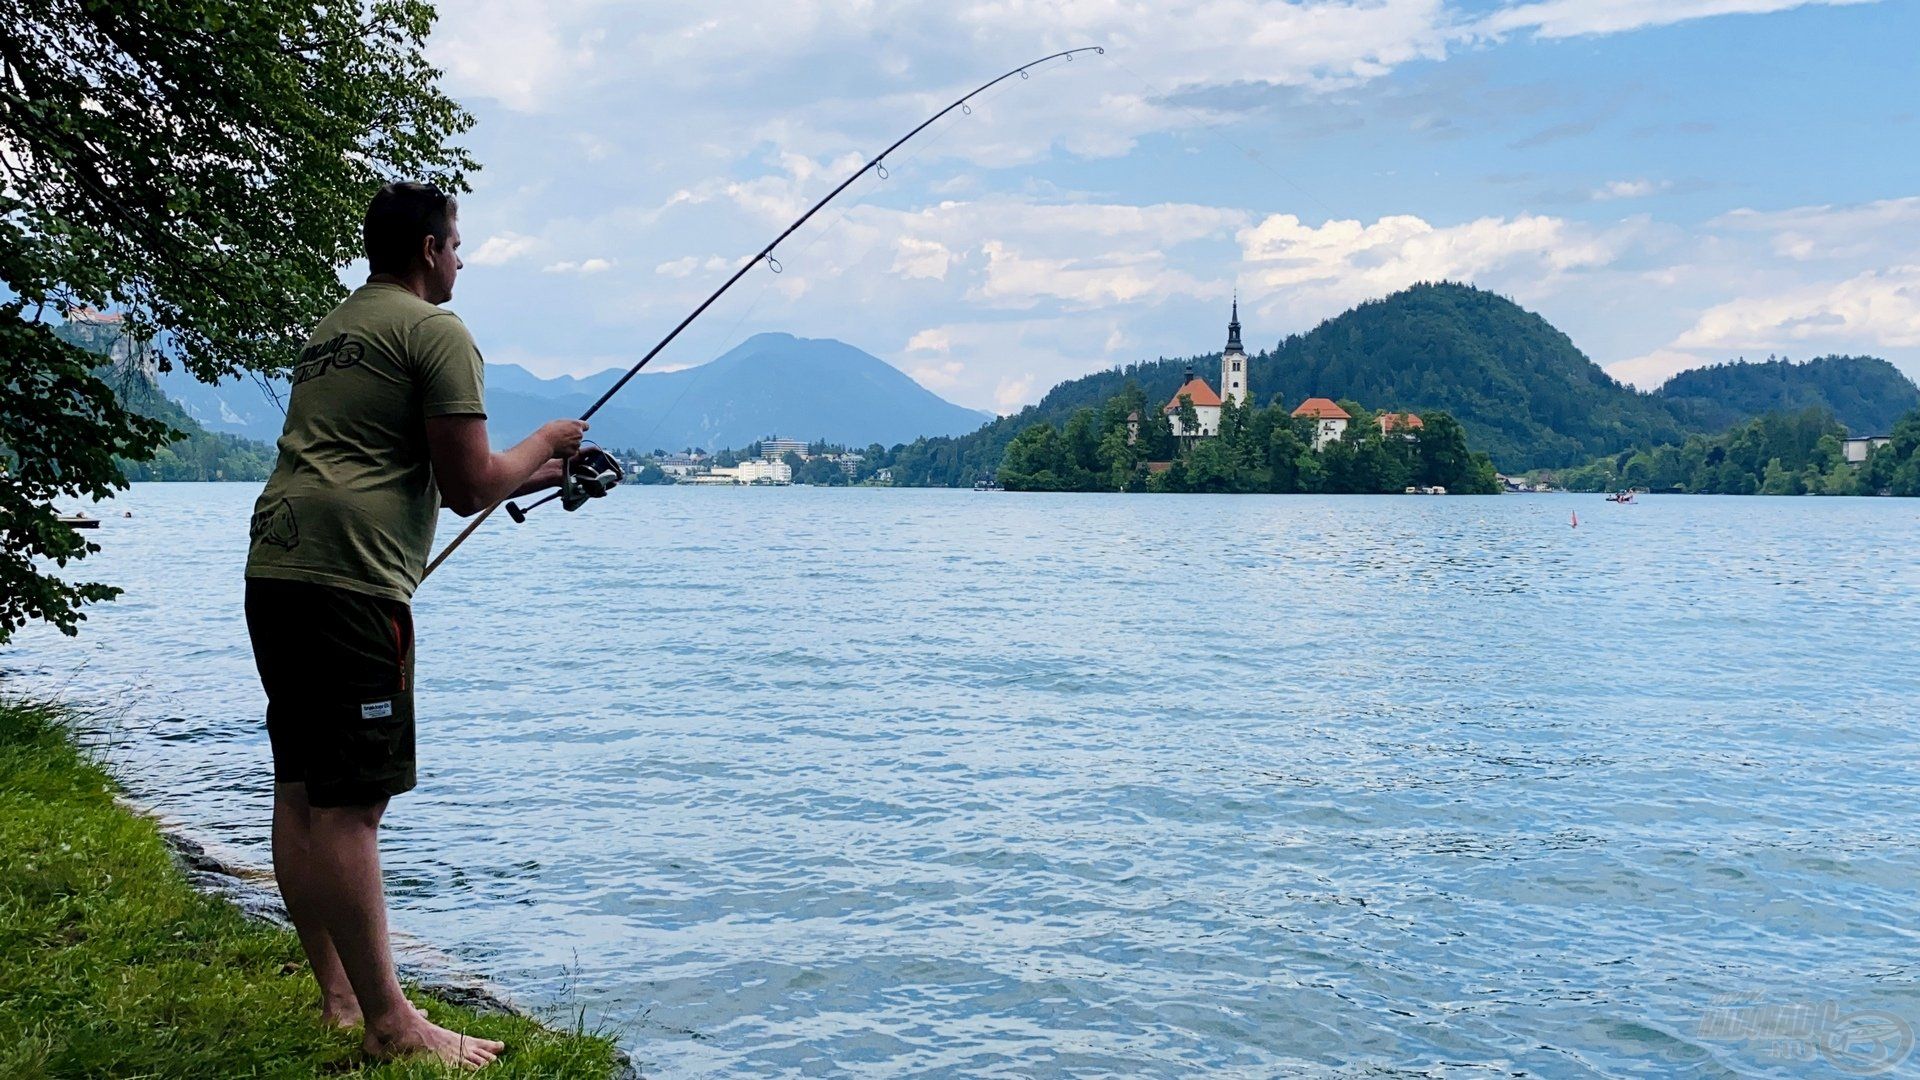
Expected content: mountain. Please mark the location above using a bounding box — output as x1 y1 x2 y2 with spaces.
154 367 289 444
480 333 992 451
155 332 992 452
48 323 278 482
1259 283 1695 471
1654 355 1920 437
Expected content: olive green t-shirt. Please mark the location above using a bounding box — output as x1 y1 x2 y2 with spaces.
245 283 485 603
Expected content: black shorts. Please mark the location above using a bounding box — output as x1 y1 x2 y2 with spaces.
245 577 416 808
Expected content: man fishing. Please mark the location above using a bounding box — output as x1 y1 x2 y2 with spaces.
243 182 589 1068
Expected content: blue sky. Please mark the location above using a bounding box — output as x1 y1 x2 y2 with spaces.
421 0 1919 414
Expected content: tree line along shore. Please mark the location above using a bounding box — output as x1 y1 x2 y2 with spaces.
0 697 627 1079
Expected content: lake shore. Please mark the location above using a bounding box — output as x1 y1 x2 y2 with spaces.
0 696 633 1078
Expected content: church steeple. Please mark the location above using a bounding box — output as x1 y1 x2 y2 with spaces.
1220 294 1249 407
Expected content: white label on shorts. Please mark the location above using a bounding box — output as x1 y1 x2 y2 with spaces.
361 700 394 720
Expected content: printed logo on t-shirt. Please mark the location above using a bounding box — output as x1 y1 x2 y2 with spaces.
361 700 394 720
292 333 366 385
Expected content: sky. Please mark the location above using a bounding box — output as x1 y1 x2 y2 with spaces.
422 0 1920 415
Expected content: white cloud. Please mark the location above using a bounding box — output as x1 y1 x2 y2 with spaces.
994 373 1036 414
892 237 953 280
1238 211 1624 310
905 328 952 353
1607 265 1920 387
1712 196 1920 262
974 242 1218 310
908 360 965 389
1675 265 1920 350
1605 347 1712 388
544 258 616 274
466 232 540 266
431 0 605 112
1479 0 1876 40
1593 178 1668 200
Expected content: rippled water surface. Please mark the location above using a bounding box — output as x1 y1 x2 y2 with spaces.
8 485 1920 1077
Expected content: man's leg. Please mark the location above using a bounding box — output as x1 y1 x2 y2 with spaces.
271 782 362 1025
306 800 504 1069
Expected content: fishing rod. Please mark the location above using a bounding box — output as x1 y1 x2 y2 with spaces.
422 45 1104 580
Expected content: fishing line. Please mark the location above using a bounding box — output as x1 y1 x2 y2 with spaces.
422 47 1106 580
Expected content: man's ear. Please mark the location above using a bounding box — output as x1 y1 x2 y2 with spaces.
420 232 440 269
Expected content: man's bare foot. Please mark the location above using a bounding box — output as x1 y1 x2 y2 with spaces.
364 1014 505 1070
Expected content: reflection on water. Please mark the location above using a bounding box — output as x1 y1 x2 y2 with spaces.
7 484 1920 1077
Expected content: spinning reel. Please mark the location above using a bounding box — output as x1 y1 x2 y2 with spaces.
506 447 624 523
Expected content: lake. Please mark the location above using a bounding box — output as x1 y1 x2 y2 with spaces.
6 484 1919 1077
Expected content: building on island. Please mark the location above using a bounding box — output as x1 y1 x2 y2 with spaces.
1164 367 1224 439
1292 398 1351 450
1220 295 1249 408
1145 301 1250 443
1843 435 1891 465
1378 412 1423 437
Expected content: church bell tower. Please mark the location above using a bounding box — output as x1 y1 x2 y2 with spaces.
1221 294 1249 407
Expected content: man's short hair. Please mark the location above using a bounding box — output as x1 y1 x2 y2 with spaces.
363 182 458 275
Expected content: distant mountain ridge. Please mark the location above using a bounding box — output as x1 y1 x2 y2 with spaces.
1654 355 1919 436
158 332 994 451
148 289 1920 475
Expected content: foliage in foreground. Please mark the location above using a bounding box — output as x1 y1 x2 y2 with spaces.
0 698 623 1078
995 385 1501 495
0 0 473 642
1554 406 1920 496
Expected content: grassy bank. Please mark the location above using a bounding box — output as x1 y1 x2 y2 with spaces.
0 698 626 1077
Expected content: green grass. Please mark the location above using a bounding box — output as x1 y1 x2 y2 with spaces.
0 698 628 1078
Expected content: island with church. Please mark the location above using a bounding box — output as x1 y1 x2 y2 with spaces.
995 300 1503 494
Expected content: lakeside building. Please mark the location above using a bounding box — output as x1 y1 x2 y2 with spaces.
655 452 708 476
760 436 807 458
683 459 792 485
1292 398 1351 450
1844 435 1892 464
1379 412 1423 437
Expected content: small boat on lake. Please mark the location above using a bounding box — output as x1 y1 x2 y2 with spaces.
1605 490 1636 504
58 513 101 530
973 477 1003 492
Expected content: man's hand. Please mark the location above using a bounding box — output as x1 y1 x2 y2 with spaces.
539 419 589 459
425 415 591 517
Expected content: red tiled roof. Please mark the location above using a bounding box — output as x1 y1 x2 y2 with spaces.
1379 412 1423 431
1145 461 1173 474
66 305 123 324
1292 397 1351 420
1163 376 1223 412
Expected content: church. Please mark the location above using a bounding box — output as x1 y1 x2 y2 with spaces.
1132 299 1251 442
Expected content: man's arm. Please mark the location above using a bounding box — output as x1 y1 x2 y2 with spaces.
511 459 566 499
425 416 587 517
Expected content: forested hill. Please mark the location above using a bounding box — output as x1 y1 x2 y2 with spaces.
1260 283 1687 471
1655 355 1920 436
